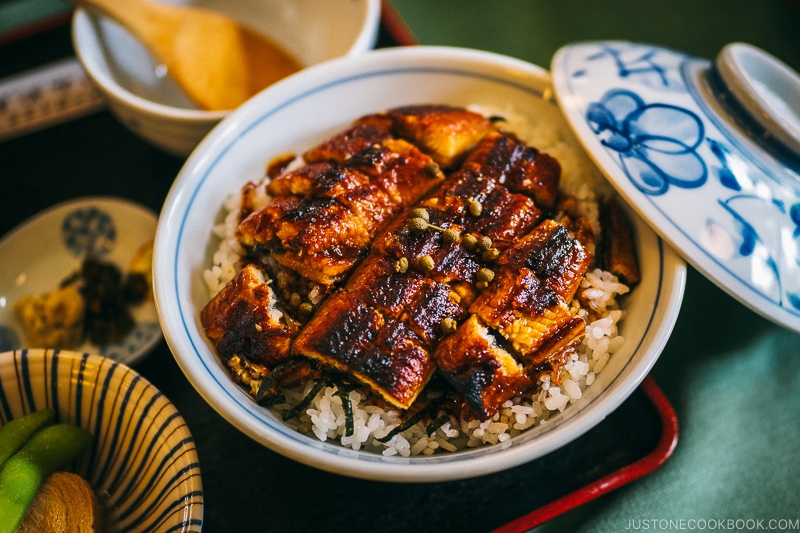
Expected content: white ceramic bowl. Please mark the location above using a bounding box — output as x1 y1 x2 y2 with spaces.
153 46 686 482
71 0 381 156
0 349 203 531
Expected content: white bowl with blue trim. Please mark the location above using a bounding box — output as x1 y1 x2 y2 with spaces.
153 46 686 482
0 349 203 531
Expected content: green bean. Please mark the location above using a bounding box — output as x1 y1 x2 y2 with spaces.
0 409 55 468
0 423 92 533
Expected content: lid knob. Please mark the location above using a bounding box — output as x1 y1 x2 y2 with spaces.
715 42 800 156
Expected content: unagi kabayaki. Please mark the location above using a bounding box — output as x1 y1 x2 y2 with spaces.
201 105 497 391
292 127 570 414
201 104 633 424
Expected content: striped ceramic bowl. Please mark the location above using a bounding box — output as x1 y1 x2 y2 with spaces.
0 349 203 532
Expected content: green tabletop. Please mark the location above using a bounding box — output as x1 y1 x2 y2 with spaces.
390 0 800 530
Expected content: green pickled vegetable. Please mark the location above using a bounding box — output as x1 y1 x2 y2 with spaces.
0 423 92 533
0 409 55 468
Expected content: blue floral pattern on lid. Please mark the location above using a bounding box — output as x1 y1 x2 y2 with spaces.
552 41 800 332
586 89 708 195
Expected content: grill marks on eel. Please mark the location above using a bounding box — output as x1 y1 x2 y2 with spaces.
202 105 493 394
201 105 597 420
440 220 591 419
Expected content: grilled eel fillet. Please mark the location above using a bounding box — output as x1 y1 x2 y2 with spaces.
293 129 567 412
202 106 496 391
234 106 496 286
203 105 606 420
435 218 592 419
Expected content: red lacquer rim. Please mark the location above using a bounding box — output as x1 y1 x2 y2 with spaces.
381 0 419 47
492 376 680 532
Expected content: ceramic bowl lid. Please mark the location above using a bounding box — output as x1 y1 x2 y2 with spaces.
552 40 800 333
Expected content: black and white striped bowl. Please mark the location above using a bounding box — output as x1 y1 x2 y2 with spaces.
0 349 203 532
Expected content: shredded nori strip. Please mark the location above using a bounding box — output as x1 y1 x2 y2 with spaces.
377 399 444 443
335 385 355 437
282 378 328 422
266 365 357 435
258 394 286 407
256 356 305 401
425 414 452 437
327 375 358 437
267 364 453 441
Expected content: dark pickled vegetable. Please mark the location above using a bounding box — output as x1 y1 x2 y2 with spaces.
123 272 150 304
81 257 135 345
72 256 150 346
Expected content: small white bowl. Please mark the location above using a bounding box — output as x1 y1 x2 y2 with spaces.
153 46 686 482
71 0 381 156
0 349 203 531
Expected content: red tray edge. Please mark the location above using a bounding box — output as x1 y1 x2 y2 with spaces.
381 0 419 47
492 376 680 532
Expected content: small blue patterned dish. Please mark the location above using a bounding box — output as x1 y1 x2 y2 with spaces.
0 197 162 364
552 41 800 333
0 348 203 531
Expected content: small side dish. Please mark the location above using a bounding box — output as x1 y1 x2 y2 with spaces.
0 197 161 365
201 104 640 455
0 349 204 531
72 0 382 155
